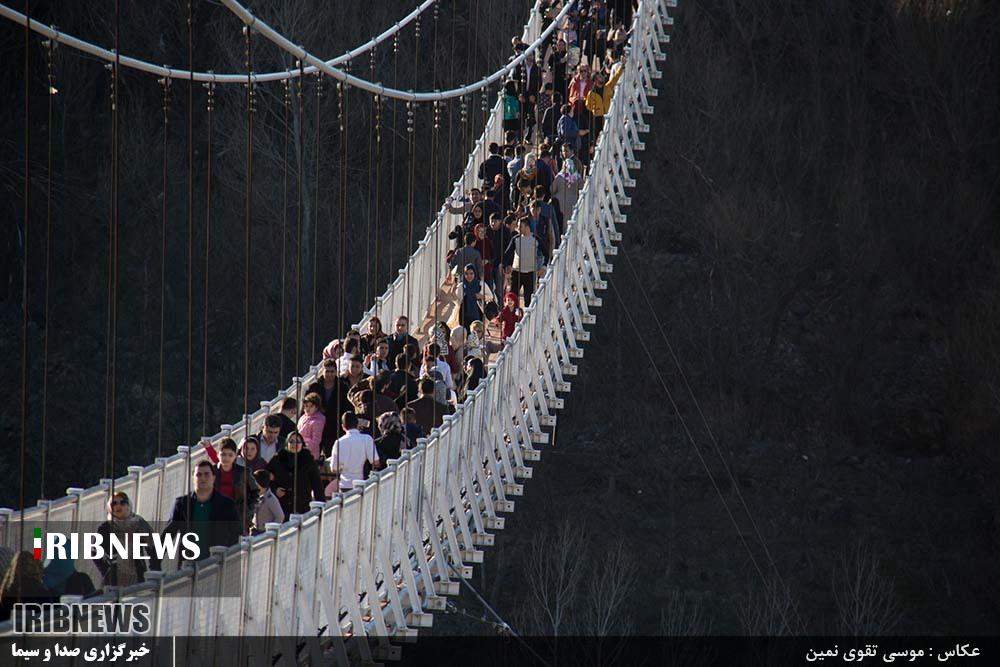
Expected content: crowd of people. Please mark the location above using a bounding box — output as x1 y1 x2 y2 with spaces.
0 0 632 618
448 0 631 314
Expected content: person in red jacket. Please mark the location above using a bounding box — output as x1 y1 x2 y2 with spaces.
495 292 524 341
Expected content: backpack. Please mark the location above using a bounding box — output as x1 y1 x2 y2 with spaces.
503 95 520 121
425 368 450 404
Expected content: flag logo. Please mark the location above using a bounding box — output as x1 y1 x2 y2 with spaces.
33 527 42 560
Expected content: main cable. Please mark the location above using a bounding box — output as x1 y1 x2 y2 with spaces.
0 1 436 84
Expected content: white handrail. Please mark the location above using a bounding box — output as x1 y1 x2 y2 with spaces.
0 1 435 84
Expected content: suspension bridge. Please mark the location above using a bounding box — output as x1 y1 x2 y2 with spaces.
1 0 674 661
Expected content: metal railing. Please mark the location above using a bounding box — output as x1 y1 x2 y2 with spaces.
0 0 674 659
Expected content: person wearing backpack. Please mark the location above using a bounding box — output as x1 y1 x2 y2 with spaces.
502 80 521 136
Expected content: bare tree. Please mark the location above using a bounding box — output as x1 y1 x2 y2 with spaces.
521 520 587 638
580 543 637 666
582 542 637 637
832 541 902 636
660 590 713 666
735 578 799 636
660 589 712 637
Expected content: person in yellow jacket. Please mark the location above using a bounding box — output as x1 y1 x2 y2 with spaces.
584 62 625 118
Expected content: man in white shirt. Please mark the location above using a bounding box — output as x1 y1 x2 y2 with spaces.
503 219 539 306
329 412 380 492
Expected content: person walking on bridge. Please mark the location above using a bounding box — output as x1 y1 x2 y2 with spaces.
478 142 507 188
504 219 539 307
327 412 380 495
267 431 326 515
164 461 241 561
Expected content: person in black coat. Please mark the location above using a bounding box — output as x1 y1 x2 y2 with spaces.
519 53 543 140
390 353 420 409
547 39 570 95
486 212 515 299
163 461 242 561
374 412 410 467
266 431 327 516
478 143 507 187
539 92 564 141
386 315 419 364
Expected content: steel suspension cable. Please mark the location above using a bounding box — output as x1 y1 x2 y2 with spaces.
404 106 415 328
243 24 254 442
0 1 437 84
105 0 121 487
617 244 808 633
1 1 569 100
605 275 799 633
294 58 304 377
202 78 216 437
445 0 456 194
365 52 375 309
469 0 479 146
404 18 418 326
222 0 570 102
18 0 30 549
431 97 440 381
279 78 289 388
428 4 439 227
311 72 323 359
388 35 398 289
186 0 195 445
39 36 56 500
337 73 348 337
373 92 382 319
157 76 171 459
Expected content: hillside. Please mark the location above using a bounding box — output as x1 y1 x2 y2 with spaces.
432 0 1000 639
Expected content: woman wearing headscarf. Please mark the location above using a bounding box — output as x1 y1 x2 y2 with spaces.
461 357 487 401
501 80 521 135
459 264 484 330
464 202 486 234
473 223 494 288
238 435 268 474
96 491 159 589
359 316 387 356
374 412 409 468
267 431 326 516
552 144 584 218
